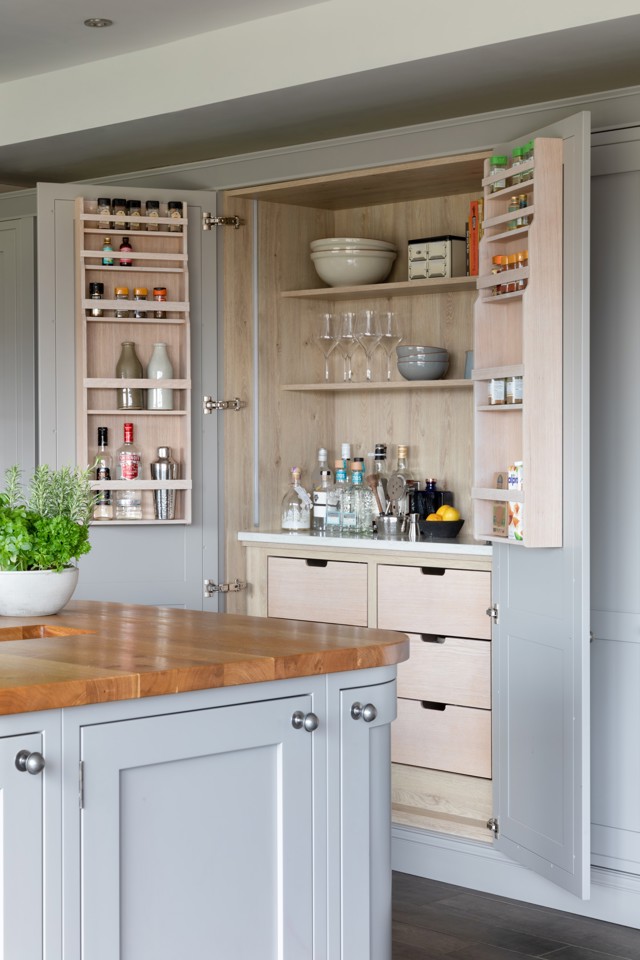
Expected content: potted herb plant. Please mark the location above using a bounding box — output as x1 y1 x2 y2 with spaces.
0 463 94 616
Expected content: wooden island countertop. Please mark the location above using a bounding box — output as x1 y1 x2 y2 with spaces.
0 600 409 716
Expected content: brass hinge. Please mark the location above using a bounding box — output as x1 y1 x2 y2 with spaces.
79 760 85 810
202 213 243 231
203 396 245 414
487 816 499 837
486 603 499 625
204 578 248 598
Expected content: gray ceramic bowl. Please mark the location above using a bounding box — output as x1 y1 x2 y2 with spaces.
397 357 449 380
397 344 448 358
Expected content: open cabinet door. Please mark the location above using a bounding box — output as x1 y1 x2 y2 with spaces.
491 112 591 897
36 182 219 610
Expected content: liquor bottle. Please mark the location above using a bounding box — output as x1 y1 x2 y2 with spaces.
325 461 347 535
119 236 133 266
281 467 311 532
93 426 113 521
310 447 331 490
102 236 114 266
372 443 388 513
388 444 414 516
115 422 142 520
352 461 375 537
312 469 332 533
340 464 363 537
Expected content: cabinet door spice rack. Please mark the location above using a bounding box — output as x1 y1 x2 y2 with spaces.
75 197 192 524
472 138 563 547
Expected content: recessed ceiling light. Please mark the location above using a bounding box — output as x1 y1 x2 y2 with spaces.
83 18 113 28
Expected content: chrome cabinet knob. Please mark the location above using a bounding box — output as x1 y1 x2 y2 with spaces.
291 710 319 732
15 750 45 775
350 702 377 722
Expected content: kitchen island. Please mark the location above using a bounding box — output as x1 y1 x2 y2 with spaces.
0 601 408 960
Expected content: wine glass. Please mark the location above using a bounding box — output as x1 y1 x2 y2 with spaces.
337 311 357 382
379 311 403 381
313 313 338 382
355 309 381 381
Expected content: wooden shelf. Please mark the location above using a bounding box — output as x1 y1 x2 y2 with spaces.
472 488 523 503
473 364 524 380
281 379 473 392
281 276 478 301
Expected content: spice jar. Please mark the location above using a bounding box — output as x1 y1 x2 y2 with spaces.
517 194 529 227
508 196 519 230
133 287 148 318
516 250 528 291
145 200 160 231
506 375 523 404
510 146 523 186
167 201 183 232
112 198 128 227
96 197 111 230
115 286 130 318
489 156 508 193
488 378 506 405
521 141 534 181
491 255 506 296
127 200 142 229
89 281 104 316
153 286 167 318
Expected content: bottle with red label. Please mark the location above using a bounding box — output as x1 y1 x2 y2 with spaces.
119 236 133 266
115 422 142 519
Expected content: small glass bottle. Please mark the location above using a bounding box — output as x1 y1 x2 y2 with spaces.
115 422 142 520
119 236 133 267
489 155 508 193
388 444 413 516
127 200 142 229
112 198 128 227
508 196 519 230
491 254 506 295
114 286 130 318
146 341 174 410
281 467 311 532
102 236 114 266
312 469 332 533
115 340 143 409
325 461 347 535
153 286 167 318
168 201 183 232
145 200 160 230
521 141 534 181
488 378 506 405
353 461 375 537
372 443 388 513
96 197 111 230
89 281 104 316
310 447 331 490
133 287 148 318
93 425 113 521
340 466 361 536
506 375 524 405
510 146 523 186
517 194 529 227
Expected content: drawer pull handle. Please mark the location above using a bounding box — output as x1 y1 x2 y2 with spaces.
420 634 445 644
420 701 447 711
420 567 445 576
305 559 328 568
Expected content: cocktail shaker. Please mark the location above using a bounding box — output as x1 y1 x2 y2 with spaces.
150 446 178 520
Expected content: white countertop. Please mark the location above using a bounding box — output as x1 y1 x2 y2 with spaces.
238 530 492 557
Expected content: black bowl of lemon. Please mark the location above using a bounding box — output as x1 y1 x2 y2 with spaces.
418 505 464 540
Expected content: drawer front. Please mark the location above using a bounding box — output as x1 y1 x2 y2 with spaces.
392 763 493 843
391 697 491 779
267 556 368 626
377 565 491 639
397 635 490 708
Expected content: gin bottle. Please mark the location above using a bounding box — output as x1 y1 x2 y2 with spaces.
340 465 363 537
352 461 375 537
312 469 332 533
325 461 347 535
310 447 331 490
93 426 113 521
281 467 311 532
115 422 142 520
388 444 414 517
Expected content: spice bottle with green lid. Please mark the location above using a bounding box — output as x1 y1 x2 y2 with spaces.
489 156 508 193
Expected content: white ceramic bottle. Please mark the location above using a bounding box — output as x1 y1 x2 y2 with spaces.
146 342 174 410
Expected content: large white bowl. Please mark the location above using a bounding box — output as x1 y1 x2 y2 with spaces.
310 236 396 252
397 357 449 381
311 249 396 286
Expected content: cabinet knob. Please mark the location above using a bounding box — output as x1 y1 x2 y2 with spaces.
350 702 377 723
15 750 45 775
291 710 319 732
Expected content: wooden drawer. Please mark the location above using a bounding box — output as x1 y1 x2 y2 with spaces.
392 764 493 843
267 556 368 626
397 635 490 709
392 697 491 778
377 565 491 639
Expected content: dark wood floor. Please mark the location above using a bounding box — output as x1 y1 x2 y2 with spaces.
392 873 640 960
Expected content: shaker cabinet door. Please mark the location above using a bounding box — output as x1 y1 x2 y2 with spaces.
80 696 314 960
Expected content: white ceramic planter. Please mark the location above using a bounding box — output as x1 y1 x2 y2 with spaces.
0 567 79 617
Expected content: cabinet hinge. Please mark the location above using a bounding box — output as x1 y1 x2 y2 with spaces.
202 213 243 231
79 760 85 810
487 816 499 837
203 395 245 414
486 603 499 625
204 578 248 598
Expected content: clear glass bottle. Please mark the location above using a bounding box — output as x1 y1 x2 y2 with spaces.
146 342 174 410
93 425 113 521
310 447 331 490
353 461 375 537
312 469 332 533
115 422 142 520
115 340 143 409
339 466 361 537
325 461 347 535
119 236 133 267
281 467 311 532
102 236 114 266
145 200 160 230
388 444 414 516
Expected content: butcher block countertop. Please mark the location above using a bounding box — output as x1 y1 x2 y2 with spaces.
0 600 409 716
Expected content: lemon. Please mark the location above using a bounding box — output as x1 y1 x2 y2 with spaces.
435 504 449 516
426 513 443 521
440 506 460 521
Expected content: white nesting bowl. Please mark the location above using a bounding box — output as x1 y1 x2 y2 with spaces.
397 357 449 381
311 249 396 286
397 344 448 358
310 236 396 252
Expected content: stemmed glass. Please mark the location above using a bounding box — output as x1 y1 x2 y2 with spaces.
355 309 381 381
313 312 338 382
379 311 403 381
337 311 357 382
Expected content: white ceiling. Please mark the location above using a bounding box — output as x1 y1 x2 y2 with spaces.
1 4 640 187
